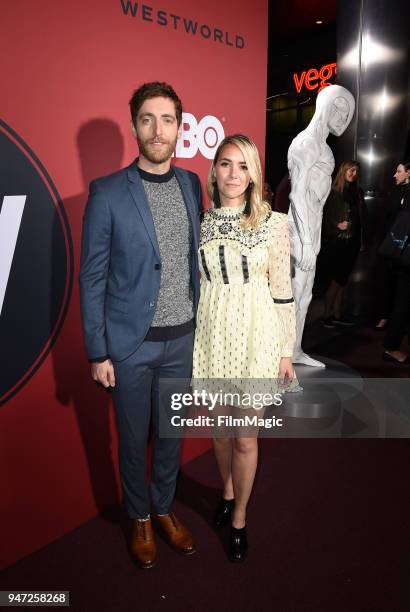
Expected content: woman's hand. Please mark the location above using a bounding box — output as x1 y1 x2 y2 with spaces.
337 221 349 231
278 356 294 381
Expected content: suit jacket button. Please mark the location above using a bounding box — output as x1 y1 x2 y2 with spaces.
155 264 161 270
149 301 155 307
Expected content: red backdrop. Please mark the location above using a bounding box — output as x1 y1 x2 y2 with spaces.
0 0 268 568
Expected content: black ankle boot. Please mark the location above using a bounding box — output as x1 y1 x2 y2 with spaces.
229 526 248 562
213 498 234 527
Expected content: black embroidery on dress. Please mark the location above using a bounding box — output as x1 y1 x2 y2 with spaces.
241 254 249 283
209 209 242 221
273 297 294 304
200 210 272 249
200 249 211 281
218 222 232 235
219 245 229 284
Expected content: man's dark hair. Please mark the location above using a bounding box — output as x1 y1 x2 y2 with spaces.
129 82 183 127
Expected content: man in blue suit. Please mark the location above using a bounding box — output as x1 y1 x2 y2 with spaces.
79 82 202 569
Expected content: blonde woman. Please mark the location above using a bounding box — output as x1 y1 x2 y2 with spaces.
192 134 297 561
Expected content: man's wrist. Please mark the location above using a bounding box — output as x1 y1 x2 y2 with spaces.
89 355 110 363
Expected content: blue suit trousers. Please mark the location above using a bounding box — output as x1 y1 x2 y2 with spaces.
112 332 194 518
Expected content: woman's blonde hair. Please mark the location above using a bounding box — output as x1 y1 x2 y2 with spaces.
206 134 270 230
332 160 360 192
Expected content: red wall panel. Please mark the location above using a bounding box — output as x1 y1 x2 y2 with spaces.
0 0 268 568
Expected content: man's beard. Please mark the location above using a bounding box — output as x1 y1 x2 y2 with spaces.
137 136 177 164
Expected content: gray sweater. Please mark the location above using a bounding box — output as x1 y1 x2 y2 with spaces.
139 167 193 329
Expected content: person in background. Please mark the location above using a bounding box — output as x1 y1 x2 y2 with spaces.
273 173 291 214
382 161 410 363
375 162 410 330
263 181 274 208
320 160 363 328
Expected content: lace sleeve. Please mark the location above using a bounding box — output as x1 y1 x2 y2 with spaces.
268 213 296 358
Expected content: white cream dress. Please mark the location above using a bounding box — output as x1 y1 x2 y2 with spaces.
192 205 298 405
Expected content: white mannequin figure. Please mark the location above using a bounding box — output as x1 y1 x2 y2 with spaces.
288 85 355 367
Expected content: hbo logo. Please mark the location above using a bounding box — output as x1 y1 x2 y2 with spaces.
175 113 225 159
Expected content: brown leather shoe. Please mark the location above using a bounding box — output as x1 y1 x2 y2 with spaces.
152 512 196 555
129 518 156 569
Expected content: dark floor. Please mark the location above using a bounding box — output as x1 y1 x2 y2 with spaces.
1 323 410 612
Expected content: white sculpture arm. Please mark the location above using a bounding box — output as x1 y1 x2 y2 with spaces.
288 138 320 271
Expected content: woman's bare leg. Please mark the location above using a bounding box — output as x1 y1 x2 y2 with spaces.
212 437 234 500
231 437 258 528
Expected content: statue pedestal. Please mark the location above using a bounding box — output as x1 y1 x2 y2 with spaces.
265 357 375 438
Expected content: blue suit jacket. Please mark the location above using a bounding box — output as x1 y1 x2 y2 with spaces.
79 160 202 361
